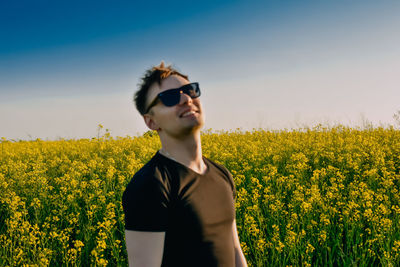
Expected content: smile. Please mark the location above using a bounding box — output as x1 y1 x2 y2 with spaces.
181 111 196 117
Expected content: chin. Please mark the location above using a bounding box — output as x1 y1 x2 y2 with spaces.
183 122 204 135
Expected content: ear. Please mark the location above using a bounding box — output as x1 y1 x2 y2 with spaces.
143 114 160 131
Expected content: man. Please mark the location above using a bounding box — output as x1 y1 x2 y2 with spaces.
122 62 248 267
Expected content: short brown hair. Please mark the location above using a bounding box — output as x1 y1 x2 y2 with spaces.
134 61 189 116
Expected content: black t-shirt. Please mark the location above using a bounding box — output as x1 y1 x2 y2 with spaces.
122 150 237 267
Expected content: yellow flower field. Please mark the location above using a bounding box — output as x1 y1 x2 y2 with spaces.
1 124 399 266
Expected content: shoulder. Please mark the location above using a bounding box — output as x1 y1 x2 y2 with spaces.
123 153 170 200
122 153 171 231
204 157 235 186
205 157 232 177
204 157 237 199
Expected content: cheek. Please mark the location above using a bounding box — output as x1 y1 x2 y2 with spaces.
158 109 179 123
193 99 202 108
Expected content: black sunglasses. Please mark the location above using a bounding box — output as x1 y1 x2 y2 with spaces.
145 82 201 114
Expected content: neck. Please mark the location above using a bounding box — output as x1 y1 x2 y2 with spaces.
158 131 206 174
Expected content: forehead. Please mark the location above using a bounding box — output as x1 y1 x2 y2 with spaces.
147 75 189 105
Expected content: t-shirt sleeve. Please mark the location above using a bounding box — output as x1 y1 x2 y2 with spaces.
122 175 169 231
227 170 237 200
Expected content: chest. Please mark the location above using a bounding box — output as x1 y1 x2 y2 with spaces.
173 174 235 229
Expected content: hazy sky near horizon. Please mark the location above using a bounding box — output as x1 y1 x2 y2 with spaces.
1 0 399 140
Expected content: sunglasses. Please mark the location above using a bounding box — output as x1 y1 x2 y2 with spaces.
145 82 201 114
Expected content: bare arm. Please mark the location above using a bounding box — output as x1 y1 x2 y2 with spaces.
125 230 165 267
232 219 248 267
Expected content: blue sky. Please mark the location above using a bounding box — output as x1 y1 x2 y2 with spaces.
1 0 399 140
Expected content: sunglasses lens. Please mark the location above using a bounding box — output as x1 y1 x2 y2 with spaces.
160 91 181 106
186 83 200 98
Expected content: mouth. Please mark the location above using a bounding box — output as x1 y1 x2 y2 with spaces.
180 110 199 118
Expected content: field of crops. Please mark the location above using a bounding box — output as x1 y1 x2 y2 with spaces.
1 124 399 266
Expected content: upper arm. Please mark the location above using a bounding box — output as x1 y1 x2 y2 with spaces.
122 175 169 266
232 219 248 266
232 219 241 249
125 230 165 267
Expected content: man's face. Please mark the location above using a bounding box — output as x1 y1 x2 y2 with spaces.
144 75 205 138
